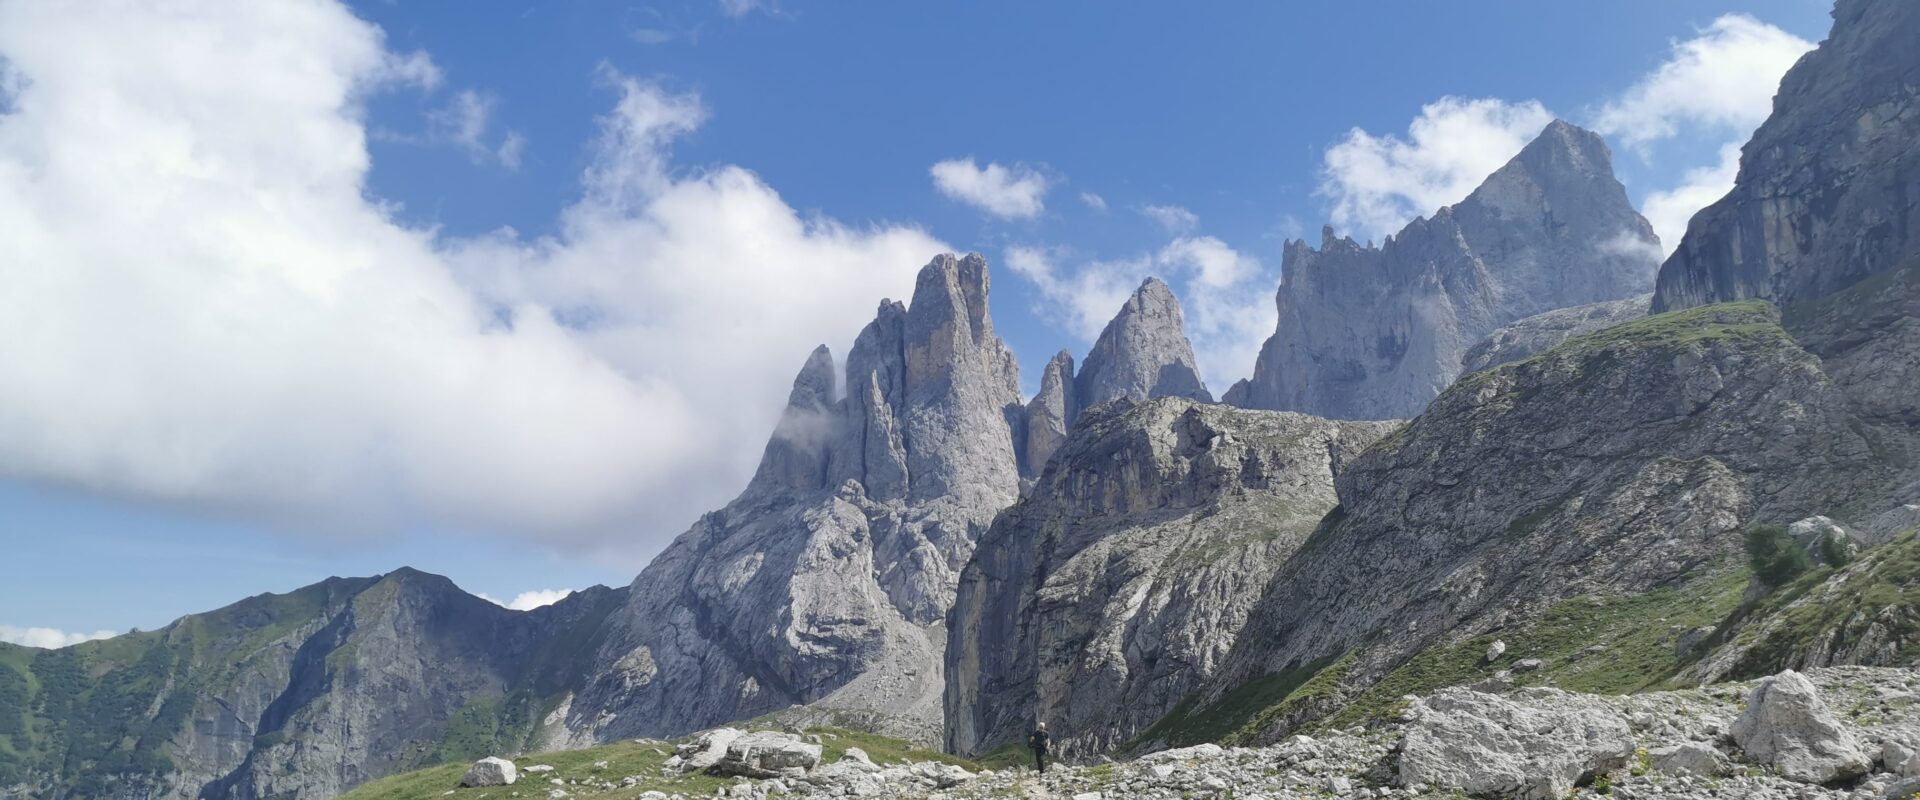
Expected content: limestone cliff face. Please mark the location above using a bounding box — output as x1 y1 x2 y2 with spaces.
1229 121 1660 420
568 254 1025 746
1653 0 1920 314
1460 294 1649 374
1 571 625 800
1206 302 1889 743
944 398 1394 758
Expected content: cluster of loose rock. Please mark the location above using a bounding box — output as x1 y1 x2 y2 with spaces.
459 666 1920 799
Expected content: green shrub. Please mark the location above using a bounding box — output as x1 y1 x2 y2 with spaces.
1746 526 1810 587
1820 532 1853 568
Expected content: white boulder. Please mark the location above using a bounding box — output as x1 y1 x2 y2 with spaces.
459 757 518 788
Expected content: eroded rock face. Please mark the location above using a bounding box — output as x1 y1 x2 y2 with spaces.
1732 671 1872 784
1206 302 1882 743
1399 687 1635 800
1461 294 1650 374
944 398 1396 757
1074 278 1211 409
572 253 1026 745
1653 0 1920 314
1232 121 1660 420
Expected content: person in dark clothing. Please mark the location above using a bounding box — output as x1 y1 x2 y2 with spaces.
1028 722 1050 773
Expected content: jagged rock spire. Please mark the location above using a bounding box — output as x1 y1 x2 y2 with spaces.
750 344 839 493
1075 277 1212 409
1021 349 1077 477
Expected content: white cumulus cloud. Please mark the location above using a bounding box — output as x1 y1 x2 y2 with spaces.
478 589 575 610
1592 15 1813 151
1591 15 1813 251
1319 97 1556 242
930 157 1051 220
0 625 117 649
0 0 943 551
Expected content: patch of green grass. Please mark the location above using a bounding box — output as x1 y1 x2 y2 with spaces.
1225 654 1353 744
974 741 1033 771
810 726 972 769
341 727 975 800
1243 566 1754 734
1132 656 1339 750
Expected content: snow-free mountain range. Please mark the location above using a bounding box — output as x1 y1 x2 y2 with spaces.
5 0 1920 797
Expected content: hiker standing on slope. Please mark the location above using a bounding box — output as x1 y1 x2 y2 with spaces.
1028 721 1051 773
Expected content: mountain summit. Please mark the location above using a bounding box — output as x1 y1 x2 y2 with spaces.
1226 119 1660 420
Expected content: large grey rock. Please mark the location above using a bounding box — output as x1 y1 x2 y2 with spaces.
1398 687 1635 800
459 757 518 788
571 253 1026 746
1233 120 1660 420
1653 0 1920 315
1461 294 1650 373
1074 277 1211 408
675 727 746 774
945 397 1395 757
1731 670 1871 784
709 731 823 778
1649 743 1731 777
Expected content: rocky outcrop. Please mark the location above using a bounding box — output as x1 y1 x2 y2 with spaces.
1652 0 1920 314
1731 670 1871 784
1021 350 1077 479
0 570 627 800
1205 301 1886 742
1073 278 1211 408
1399 687 1634 800
1231 120 1660 420
1460 294 1649 373
944 398 1395 758
569 253 1026 746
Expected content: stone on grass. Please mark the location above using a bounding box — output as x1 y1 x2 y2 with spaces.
459 757 518 787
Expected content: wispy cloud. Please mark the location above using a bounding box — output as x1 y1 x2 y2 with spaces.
1079 191 1108 213
426 89 527 170
930 158 1052 220
1138 204 1199 233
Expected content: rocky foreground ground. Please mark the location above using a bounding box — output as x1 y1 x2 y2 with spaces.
430 667 1920 800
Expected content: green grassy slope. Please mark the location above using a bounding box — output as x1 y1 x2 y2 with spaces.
340 727 974 800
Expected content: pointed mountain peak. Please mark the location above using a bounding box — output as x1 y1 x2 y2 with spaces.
1509 119 1614 182
1075 276 1212 407
909 252 993 345
750 345 840 493
1021 349 1078 478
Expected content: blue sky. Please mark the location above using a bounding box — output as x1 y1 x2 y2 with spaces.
0 0 1834 644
